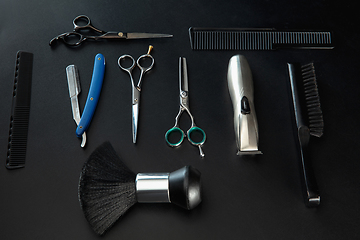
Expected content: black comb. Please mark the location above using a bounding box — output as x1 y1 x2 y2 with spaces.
189 27 334 50
287 62 323 207
6 51 34 169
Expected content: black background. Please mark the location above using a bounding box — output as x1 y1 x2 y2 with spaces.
1 1 360 239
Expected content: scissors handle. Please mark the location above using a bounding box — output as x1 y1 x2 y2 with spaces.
187 126 206 146
165 124 206 157
73 15 105 34
118 55 136 72
165 127 185 147
51 32 86 47
136 54 154 89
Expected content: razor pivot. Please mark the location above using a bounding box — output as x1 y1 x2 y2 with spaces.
227 55 262 155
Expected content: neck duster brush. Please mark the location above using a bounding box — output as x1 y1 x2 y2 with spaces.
78 141 202 235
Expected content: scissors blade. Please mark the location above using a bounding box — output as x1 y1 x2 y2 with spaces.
179 57 188 92
132 103 139 143
132 87 141 144
66 65 86 147
126 32 173 39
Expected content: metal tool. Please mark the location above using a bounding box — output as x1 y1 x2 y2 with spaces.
165 57 206 158
50 15 173 47
189 27 334 50
75 53 106 138
66 65 86 147
118 45 154 143
227 55 262 155
66 53 105 147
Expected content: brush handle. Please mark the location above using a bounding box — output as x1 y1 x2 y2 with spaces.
297 126 320 207
135 166 202 210
136 173 170 203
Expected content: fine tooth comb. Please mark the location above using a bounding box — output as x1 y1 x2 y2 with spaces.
189 27 334 50
6 51 34 169
287 62 324 207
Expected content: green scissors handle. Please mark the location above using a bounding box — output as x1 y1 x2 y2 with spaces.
165 57 206 157
165 125 206 158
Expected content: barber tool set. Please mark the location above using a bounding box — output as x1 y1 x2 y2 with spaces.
4 14 330 235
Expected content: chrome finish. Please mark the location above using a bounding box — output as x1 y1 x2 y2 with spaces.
66 65 86 147
135 173 170 203
227 55 261 155
118 46 154 143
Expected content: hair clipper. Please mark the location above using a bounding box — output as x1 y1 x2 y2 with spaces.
227 55 262 155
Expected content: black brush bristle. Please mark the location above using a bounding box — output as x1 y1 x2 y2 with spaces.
78 142 137 235
301 63 324 137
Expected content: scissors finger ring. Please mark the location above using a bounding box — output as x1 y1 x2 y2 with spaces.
118 55 136 72
73 15 91 30
137 54 155 73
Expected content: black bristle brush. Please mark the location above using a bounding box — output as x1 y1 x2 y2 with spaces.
78 142 202 235
287 62 324 207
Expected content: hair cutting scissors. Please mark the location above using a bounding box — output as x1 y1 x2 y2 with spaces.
165 57 206 157
118 45 155 143
50 15 173 47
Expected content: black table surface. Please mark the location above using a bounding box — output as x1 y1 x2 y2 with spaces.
1 1 359 239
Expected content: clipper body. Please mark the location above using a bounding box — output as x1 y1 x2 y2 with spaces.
227 55 262 155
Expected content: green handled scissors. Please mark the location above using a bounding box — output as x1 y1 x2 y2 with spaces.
165 57 206 157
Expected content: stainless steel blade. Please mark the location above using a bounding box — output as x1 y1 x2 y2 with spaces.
132 103 139 144
179 57 189 92
132 87 141 144
66 65 86 147
127 32 173 39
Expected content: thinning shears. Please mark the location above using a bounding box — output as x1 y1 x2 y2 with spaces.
165 57 206 157
50 15 173 47
118 45 155 143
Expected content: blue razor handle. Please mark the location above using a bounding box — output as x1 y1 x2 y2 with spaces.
76 53 105 137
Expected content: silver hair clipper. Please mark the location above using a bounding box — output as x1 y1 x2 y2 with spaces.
227 55 262 155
